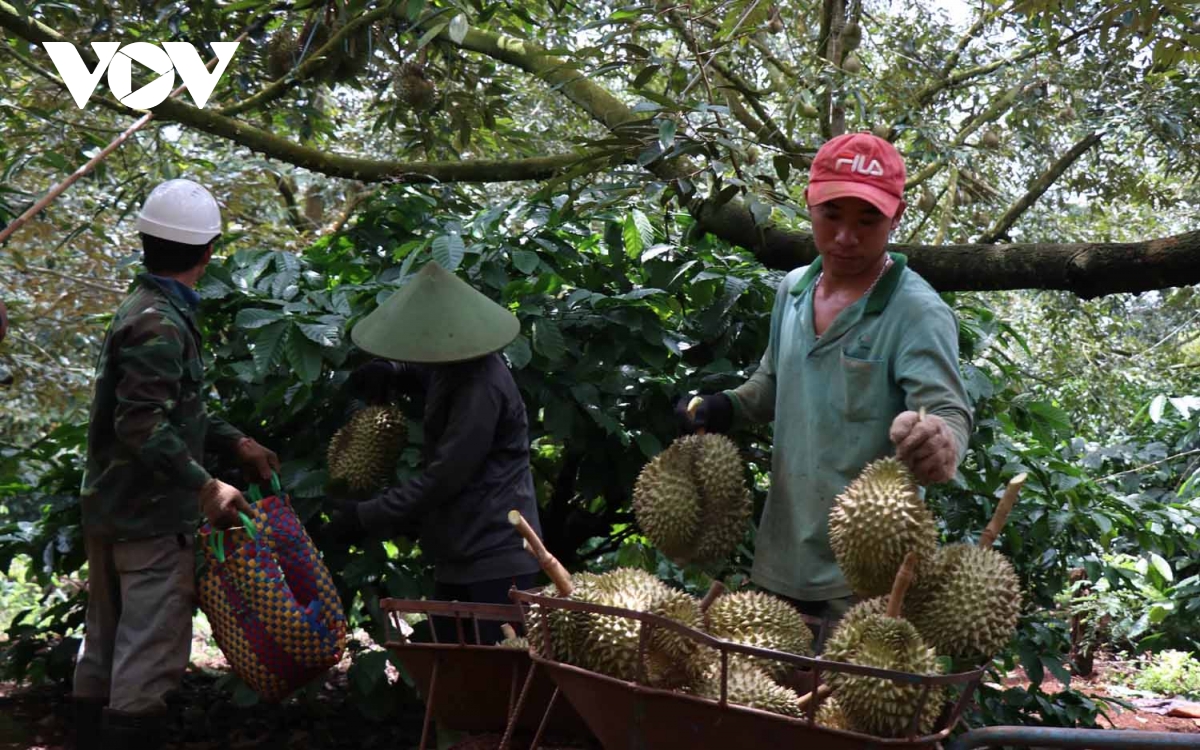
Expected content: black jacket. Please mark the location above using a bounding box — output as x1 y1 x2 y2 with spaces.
357 353 543 584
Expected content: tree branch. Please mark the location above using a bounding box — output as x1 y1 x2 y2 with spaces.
978 132 1103 243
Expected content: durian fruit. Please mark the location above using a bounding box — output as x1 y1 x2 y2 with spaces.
842 53 862 74
704 591 812 680
828 616 943 736
981 130 1001 149
687 435 754 562
396 62 438 112
872 124 891 140
828 457 937 597
906 544 1020 660
822 555 944 738
298 17 332 63
632 443 700 560
497 623 530 650
632 434 752 566
266 28 297 80
918 191 937 212
905 473 1026 661
841 21 862 51
525 572 601 663
815 696 851 730
571 568 712 689
694 660 803 718
326 405 407 497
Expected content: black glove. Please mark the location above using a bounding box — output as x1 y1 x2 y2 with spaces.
321 499 365 545
348 359 398 404
674 392 734 435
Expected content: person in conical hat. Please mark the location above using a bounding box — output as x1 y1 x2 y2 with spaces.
323 261 544 643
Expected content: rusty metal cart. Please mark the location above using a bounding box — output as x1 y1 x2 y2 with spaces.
509 586 990 750
380 597 593 750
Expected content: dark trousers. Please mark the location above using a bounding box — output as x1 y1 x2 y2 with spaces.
425 573 537 646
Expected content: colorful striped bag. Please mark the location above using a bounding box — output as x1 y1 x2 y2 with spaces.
196 474 346 701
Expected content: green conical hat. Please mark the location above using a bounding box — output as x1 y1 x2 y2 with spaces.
351 262 520 363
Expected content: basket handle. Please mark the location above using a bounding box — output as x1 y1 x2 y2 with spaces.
207 511 258 564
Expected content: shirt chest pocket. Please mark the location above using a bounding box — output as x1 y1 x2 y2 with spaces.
838 349 889 422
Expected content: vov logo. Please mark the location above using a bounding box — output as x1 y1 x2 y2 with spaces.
42 41 240 110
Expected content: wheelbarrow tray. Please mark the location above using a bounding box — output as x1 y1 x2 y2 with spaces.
511 588 985 750
381 598 589 741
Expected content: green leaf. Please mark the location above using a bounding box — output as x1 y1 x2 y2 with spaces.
747 196 772 226
235 308 285 330
658 118 676 151
1148 552 1174 582
532 319 566 360
773 155 791 182
432 233 465 271
512 249 540 275
415 22 448 52
1149 394 1166 423
285 328 323 383
297 322 340 348
447 13 468 44
636 432 662 458
623 210 653 259
1041 655 1072 688
504 335 532 369
251 321 290 375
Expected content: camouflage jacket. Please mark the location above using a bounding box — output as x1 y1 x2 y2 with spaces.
81 274 244 540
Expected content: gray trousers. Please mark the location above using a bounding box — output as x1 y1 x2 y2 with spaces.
73 533 195 714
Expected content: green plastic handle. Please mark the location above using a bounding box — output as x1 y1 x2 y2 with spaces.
270 471 282 497
210 529 225 564
206 512 257 564
248 484 263 503
239 512 258 540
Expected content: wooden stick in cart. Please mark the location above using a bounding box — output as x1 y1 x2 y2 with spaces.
508 510 574 596
979 472 1027 548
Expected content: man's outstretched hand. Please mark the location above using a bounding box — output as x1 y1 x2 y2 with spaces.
889 410 958 485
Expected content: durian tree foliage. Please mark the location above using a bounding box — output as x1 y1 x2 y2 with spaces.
0 0 1198 729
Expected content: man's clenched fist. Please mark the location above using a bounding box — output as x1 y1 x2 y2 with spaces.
889 410 959 485
199 478 252 529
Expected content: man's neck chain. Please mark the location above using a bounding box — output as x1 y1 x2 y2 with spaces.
815 254 893 297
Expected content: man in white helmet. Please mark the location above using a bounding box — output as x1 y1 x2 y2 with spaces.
72 179 280 749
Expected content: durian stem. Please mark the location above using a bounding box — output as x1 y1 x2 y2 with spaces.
886 551 919 617
687 395 707 436
699 580 727 614
508 510 574 596
979 472 1027 548
500 623 517 641
796 683 832 710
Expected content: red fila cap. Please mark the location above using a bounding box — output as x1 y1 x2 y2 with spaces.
806 132 907 218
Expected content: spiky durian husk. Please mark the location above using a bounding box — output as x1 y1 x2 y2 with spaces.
525 573 601 663
816 697 851 730
694 660 803 718
633 433 751 566
632 444 701 560
326 405 407 496
828 457 938 597
687 435 754 562
825 614 944 738
906 544 1021 661
823 596 891 662
571 568 711 689
498 636 529 650
396 62 437 111
266 29 297 80
704 591 812 680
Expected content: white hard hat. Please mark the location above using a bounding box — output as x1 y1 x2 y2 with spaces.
136 179 222 245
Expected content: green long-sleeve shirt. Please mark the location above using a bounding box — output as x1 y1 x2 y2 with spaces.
727 253 972 601
81 274 245 541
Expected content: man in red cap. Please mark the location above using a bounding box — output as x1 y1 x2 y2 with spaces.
678 132 972 627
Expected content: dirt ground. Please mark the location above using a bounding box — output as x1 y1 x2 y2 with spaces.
1002 654 1200 735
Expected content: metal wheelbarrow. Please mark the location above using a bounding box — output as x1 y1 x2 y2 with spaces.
381 598 594 750
509 586 988 750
